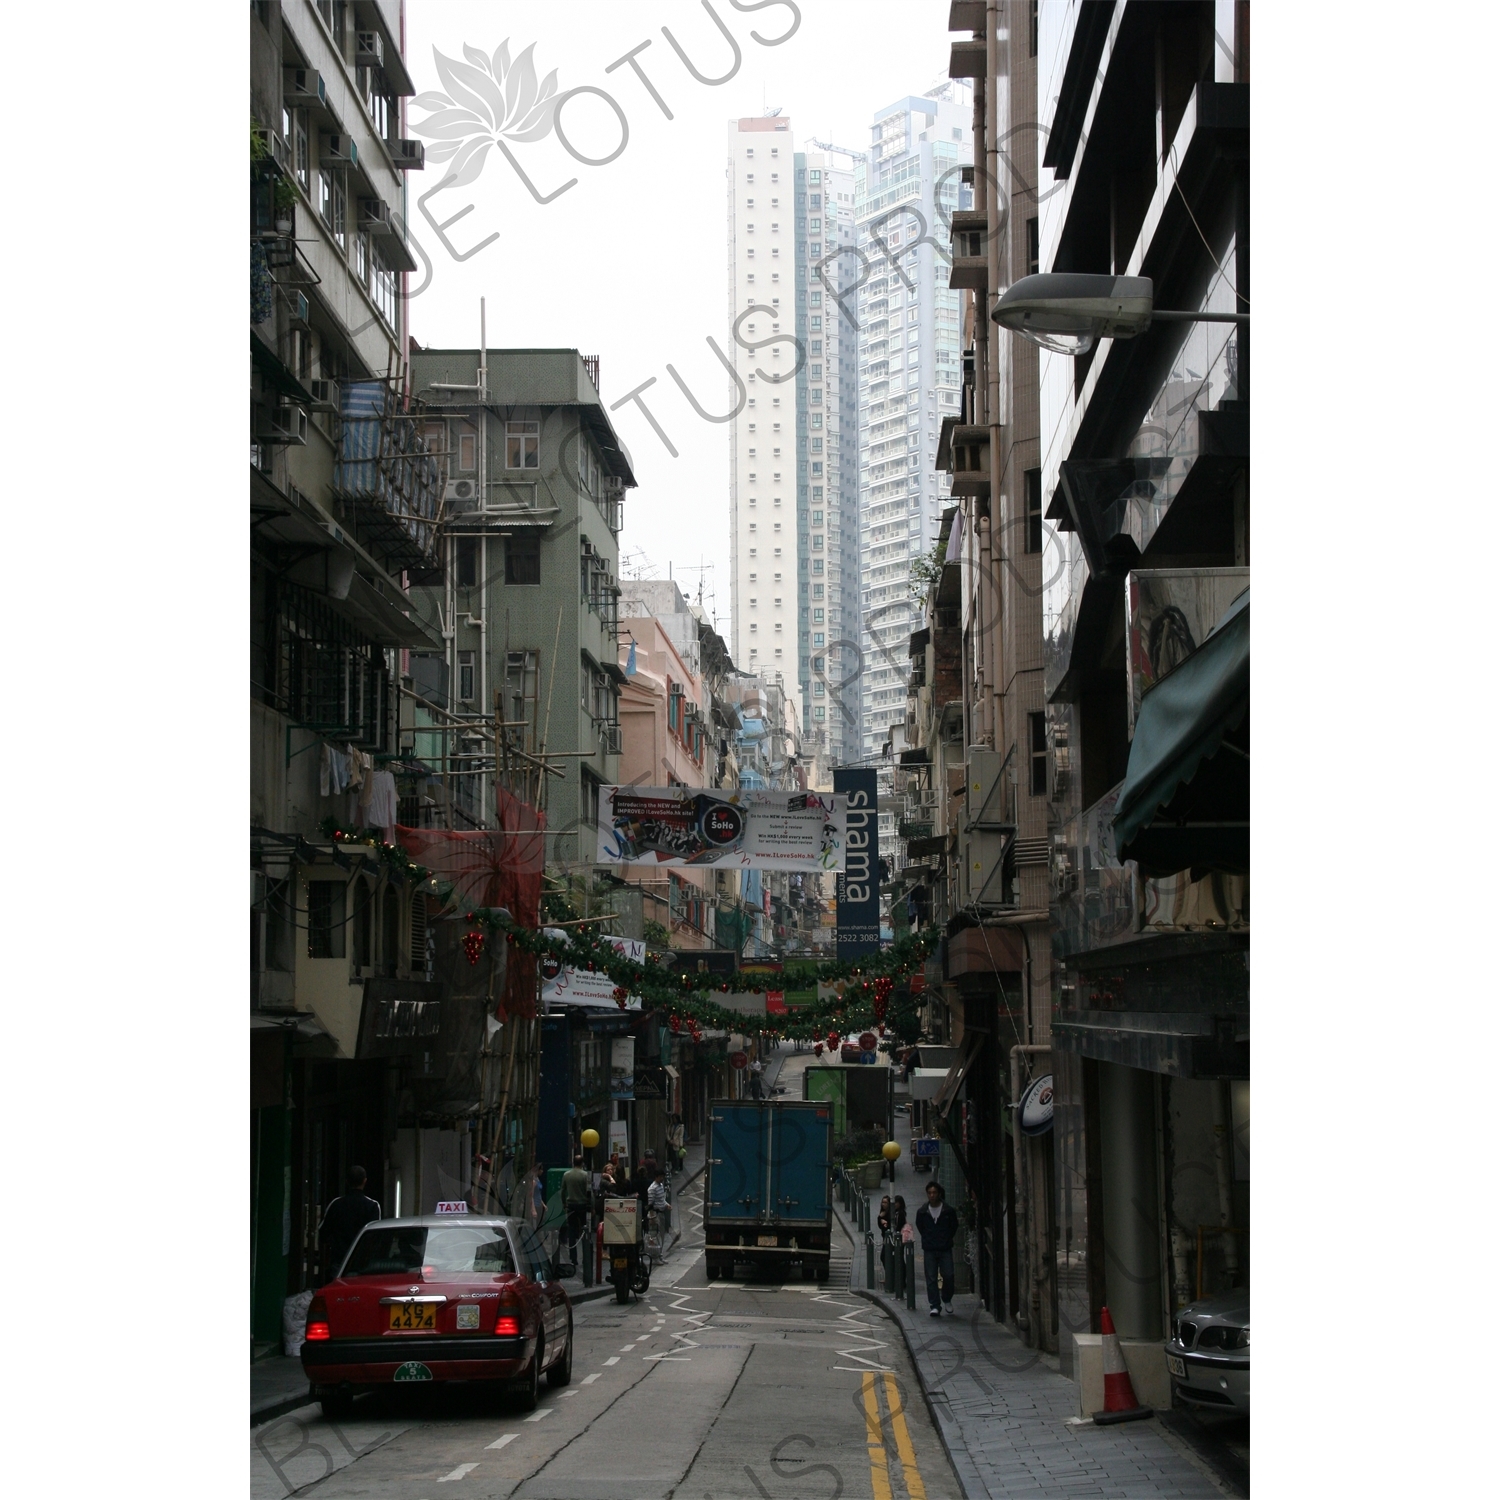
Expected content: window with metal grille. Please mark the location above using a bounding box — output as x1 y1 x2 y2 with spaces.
1024 468 1043 554
456 535 479 587
505 650 538 734
409 893 429 977
306 880 346 958
255 577 391 749
506 532 541 585
458 650 475 703
1029 712 1048 796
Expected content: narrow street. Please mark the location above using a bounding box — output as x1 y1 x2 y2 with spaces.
252 1167 960 1500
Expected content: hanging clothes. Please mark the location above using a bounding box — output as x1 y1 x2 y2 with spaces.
363 769 398 840
346 745 369 793
321 744 349 797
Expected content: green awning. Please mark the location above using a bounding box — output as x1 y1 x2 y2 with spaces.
1113 590 1248 876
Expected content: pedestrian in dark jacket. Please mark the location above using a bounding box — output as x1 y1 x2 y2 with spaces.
891 1195 909 1234
319 1167 382 1279
915 1181 959 1315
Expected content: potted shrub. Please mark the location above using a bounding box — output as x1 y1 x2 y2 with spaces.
273 177 297 236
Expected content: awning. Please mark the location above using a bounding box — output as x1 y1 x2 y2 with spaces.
1113 590 1248 876
932 1031 982 1118
908 1067 950 1101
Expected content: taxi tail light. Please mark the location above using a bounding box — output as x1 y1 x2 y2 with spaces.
494 1285 522 1336
305 1295 331 1342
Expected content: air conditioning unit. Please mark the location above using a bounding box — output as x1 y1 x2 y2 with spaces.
288 291 310 326
253 403 307 446
283 68 326 107
355 29 385 66
390 139 425 170
321 133 358 167
309 378 339 412
919 789 940 809
359 198 392 232
443 477 479 509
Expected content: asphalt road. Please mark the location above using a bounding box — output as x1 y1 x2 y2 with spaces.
252 1172 960 1500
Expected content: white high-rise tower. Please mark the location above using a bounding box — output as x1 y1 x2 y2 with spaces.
727 115 799 717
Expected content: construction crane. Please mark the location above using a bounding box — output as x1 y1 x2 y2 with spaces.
807 138 867 162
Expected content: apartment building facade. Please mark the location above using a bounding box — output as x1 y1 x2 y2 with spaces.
249 0 433 1348
853 88 972 760
403 347 635 868
793 150 859 761
726 116 800 720
1035 0 1251 1377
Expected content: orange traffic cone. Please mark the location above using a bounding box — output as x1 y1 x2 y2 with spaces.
1092 1306 1153 1425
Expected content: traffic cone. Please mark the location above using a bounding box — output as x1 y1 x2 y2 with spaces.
1092 1306 1153 1425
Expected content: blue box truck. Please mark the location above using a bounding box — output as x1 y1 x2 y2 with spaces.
704 1098 834 1282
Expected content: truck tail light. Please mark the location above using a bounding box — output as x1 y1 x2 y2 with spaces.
305 1295 331 1341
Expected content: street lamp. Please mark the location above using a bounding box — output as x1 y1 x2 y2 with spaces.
991 273 1247 355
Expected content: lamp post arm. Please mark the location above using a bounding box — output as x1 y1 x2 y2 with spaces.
1150 310 1249 324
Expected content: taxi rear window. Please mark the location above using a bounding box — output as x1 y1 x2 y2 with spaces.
342 1225 518 1279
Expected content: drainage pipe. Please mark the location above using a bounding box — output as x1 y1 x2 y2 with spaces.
1009 1043 1050 1340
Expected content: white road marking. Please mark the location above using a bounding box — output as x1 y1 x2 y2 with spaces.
581 1372 601 1384
485 1435 517 1451
558 1390 578 1398
438 1462 479 1481
603 1357 620 1365
644 1354 692 1361
634 1335 650 1342
523 1408 553 1422
619 1344 636 1352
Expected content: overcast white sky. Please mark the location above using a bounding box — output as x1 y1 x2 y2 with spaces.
403 0 954 637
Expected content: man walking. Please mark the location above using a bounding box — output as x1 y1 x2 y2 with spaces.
916 1181 959 1316
319 1166 382 1280
561 1153 591 1274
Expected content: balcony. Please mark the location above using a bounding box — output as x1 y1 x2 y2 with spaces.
948 209 988 292
333 381 445 570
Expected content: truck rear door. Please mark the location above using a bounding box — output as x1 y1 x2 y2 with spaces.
770 1105 831 1223
707 1102 766 1222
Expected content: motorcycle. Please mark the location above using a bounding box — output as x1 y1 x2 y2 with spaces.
602 1195 650 1303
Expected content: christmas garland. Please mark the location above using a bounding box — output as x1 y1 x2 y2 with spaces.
465 906 935 1041
317 818 934 1041
320 819 432 883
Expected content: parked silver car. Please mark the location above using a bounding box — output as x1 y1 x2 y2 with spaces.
1164 1289 1249 1415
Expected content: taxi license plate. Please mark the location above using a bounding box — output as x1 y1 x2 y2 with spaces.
388 1303 437 1331
757 1235 778 1247
1166 1354 1186 1378
613 1256 630 1269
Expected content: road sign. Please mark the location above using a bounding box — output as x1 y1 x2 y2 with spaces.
859 1032 877 1052
729 1050 748 1070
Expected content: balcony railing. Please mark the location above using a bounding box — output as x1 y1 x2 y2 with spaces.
333 381 445 570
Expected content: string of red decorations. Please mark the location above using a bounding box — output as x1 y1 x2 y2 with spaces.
464 907 935 1038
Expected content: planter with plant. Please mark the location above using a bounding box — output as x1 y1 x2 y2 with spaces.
273 177 297 235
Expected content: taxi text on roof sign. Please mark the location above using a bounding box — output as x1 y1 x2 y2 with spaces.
435 1201 469 1214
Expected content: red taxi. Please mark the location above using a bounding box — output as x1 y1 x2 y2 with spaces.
300 1211 572 1418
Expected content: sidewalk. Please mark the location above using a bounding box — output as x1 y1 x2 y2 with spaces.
833 1146 1238 1499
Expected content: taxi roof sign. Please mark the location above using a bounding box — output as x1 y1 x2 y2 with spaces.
434 1201 469 1214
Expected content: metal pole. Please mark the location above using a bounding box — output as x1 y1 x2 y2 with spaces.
905 1243 916 1310
865 1231 875 1292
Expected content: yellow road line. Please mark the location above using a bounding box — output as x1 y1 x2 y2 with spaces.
861 1370 894 1500
883 1371 928 1500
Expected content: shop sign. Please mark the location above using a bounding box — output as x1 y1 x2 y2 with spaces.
1018 1074 1054 1136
